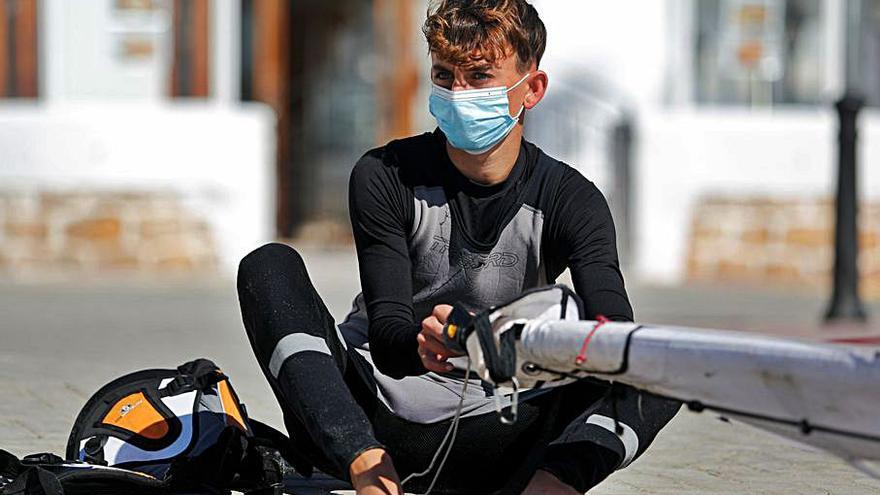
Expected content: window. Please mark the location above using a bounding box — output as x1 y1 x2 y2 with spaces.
170 0 210 97
239 0 381 235
0 0 38 98
694 0 825 105
859 0 880 106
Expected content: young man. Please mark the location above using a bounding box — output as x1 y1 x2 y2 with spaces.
237 1 679 493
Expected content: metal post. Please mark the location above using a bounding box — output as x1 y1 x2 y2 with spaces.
825 0 868 323
825 95 867 322
611 115 634 268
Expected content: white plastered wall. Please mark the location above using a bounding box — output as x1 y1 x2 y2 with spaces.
0 0 275 275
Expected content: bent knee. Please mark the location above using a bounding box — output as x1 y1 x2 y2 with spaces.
238 242 306 284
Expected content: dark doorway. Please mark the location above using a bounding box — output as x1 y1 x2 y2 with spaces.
242 0 379 238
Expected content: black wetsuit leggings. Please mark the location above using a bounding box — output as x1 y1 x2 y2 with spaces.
236 243 679 494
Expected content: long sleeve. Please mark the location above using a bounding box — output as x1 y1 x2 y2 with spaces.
545 169 633 322
348 149 425 378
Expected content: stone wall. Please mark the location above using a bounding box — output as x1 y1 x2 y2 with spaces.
0 190 219 277
687 196 880 298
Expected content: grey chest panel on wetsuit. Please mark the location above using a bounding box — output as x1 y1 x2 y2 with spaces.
408 185 547 317
338 185 548 424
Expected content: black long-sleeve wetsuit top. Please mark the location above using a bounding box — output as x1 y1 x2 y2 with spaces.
337 128 632 423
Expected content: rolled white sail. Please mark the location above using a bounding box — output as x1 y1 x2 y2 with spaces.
468 318 880 471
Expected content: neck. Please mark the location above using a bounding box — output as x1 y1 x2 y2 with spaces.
445 126 523 185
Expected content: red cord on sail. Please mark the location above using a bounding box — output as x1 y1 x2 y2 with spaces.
575 315 609 366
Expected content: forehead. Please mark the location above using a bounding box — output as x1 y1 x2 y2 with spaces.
430 50 518 71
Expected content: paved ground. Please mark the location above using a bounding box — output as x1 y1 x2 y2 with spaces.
2 247 879 494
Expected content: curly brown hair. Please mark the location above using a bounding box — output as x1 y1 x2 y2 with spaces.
422 0 546 73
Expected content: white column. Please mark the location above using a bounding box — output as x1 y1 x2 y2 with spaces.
823 0 846 99
664 0 695 107
40 0 67 102
211 0 241 104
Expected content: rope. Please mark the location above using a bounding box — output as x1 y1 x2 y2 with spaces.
400 356 472 494
574 315 609 365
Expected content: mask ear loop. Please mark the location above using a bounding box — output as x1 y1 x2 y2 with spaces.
507 72 532 120
505 72 533 93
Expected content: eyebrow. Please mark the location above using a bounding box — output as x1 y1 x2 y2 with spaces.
431 63 495 72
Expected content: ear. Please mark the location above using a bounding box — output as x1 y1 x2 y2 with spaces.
523 70 548 110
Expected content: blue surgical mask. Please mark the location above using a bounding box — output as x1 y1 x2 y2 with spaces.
429 73 531 155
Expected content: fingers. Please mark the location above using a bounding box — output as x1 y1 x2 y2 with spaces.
432 304 453 324
421 315 445 339
420 314 459 356
418 332 452 358
421 353 454 373
416 332 455 373
418 306 465 373
349 448 404 495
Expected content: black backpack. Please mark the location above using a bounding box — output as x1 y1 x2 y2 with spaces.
1 359 311 495
0 450 167 495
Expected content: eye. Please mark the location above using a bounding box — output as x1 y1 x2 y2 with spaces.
433 70 452 82
466 72 495 87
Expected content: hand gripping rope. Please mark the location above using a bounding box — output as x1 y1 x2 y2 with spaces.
406 308 615 493
402 304 527 494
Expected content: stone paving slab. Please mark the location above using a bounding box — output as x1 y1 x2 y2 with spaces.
1 248 879 493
